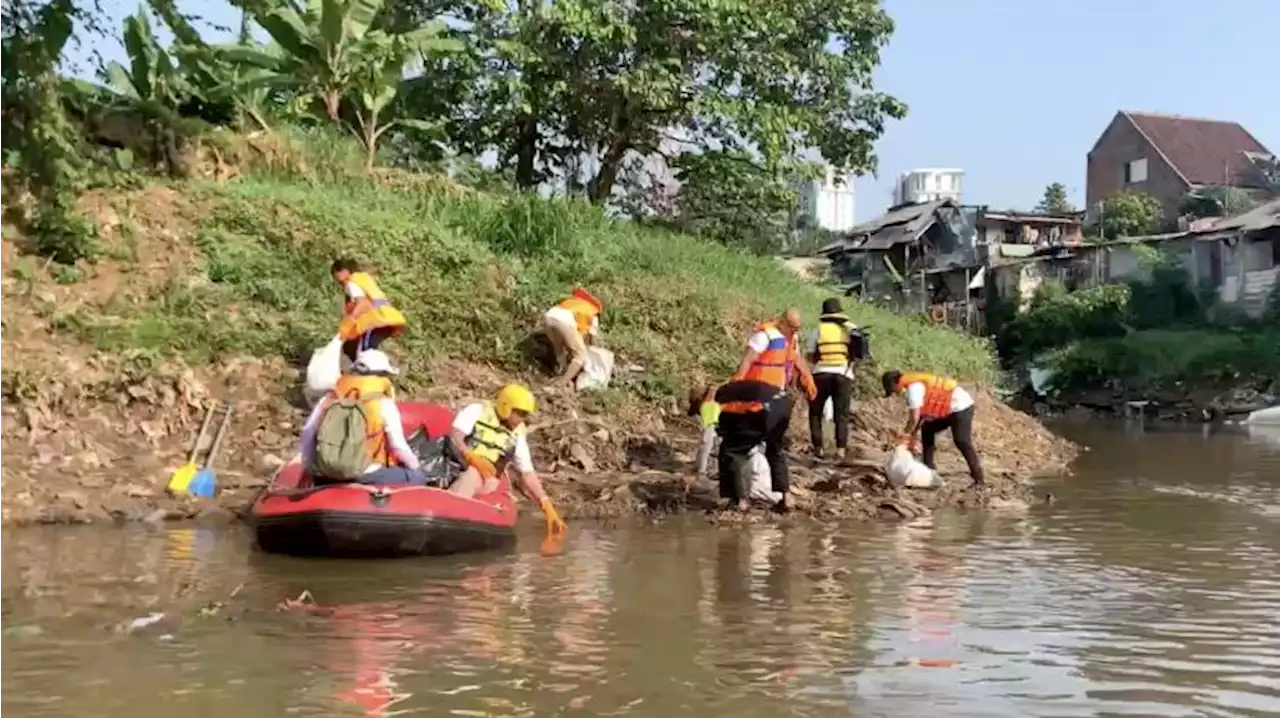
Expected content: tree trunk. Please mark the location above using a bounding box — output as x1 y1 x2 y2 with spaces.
323 89 341 123
514 114 538 188
588 138 631 204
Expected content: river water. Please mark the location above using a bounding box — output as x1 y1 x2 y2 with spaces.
4 422 1280 717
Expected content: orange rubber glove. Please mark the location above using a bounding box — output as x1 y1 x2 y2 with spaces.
899 433 920 454
801 373 818 402
464 451 498 479
540 497 567 535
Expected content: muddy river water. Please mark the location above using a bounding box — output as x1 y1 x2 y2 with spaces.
4 421 1280 717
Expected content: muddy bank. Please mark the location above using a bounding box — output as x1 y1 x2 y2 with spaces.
1 347 1075 526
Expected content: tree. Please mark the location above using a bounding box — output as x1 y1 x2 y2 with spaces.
222 0 462 168
395 0 906 203
1094 190 1163 239
1180 185 1256 220
1035 182 1075 214
668 150 802 255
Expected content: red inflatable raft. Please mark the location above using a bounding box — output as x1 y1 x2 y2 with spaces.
251 402 518 557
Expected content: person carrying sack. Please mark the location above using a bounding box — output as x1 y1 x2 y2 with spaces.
299 350 425 486
805 298 859 460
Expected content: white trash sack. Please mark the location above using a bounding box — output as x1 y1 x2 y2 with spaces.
304 335 344 405
886 445 940 489
747 445 784 504
576 346 615 391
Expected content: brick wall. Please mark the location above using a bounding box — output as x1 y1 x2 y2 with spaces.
1086 114 1190 224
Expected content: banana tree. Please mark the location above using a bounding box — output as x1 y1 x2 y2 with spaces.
346 26 448 169
222 0 458 123
92 8 189 121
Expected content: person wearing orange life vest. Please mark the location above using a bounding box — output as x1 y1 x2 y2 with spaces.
715 309 817 511
447 384 567 534
299 350 426 486
331 258 408 364
882 369 985 487
540 288 604 389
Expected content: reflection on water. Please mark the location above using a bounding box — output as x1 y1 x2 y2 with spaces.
3 424 1279 717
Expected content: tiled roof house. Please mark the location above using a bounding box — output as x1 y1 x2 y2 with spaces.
1086 111 1274 222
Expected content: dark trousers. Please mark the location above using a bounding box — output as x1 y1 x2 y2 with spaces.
342 326 396 363
808 373 854 450
921 405 985 482
717 394 792 502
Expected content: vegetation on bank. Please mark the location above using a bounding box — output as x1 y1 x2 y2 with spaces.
6 129 998 406
0 0 1004 412
991 246 1280 397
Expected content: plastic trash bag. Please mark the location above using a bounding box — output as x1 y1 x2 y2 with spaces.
576 346 615 391
886 445 940 489
304 335 344 404
747 445 783 504
406 429 461 488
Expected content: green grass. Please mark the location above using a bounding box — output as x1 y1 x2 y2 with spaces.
53 140 998 400
1043 329 1280 393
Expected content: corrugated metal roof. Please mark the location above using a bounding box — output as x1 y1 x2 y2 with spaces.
819 199 955 254
1190 197 1280 239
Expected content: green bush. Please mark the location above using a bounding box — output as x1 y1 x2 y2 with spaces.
999 282 1131 360
1044 329 1280 394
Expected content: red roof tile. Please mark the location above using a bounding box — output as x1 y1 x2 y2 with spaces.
1124 111 1272 188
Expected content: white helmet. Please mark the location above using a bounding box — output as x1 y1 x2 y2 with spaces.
352 349 398 376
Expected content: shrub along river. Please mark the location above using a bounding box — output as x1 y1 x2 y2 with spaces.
3 421 1279 717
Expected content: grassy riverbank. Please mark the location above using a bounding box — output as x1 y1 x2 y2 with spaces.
13 139 996 394
1 132 1073 525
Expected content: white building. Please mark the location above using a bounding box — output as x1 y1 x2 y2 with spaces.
796 167 857 233
894 168 964 206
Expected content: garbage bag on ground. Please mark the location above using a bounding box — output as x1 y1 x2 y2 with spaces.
886 445 940 489
576 346 615 391
747 445 783 504
305 335 344 403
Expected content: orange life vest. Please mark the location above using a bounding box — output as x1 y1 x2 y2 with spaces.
740 321 796 389
326 374 394 466
897 372 958 420
557 290 602 337
339 271 407 341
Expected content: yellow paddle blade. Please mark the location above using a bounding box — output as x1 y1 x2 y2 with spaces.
167 463 197 494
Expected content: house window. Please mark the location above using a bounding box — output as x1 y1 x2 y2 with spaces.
1124 158 1148 184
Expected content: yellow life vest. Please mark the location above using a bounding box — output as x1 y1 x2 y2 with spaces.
339 271 407 341
465 402 522 465
699 400 721 430
816 320 851 368
557 296 600 336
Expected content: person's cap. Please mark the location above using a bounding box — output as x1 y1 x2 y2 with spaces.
353 349 398 376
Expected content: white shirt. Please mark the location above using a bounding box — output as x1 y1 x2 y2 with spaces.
344 281 366 300
451 402 535 474
746 324 786 353
905 382 974 416
805 327 855 377
544 305 599 337
299 395 420 472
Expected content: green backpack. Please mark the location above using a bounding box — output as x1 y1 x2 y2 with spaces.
309 393 383 480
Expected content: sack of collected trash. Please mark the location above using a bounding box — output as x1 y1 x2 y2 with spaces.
886 445 940 489
305 335 344 403
746 445 783 504
406 429 462 488
576 346 615 391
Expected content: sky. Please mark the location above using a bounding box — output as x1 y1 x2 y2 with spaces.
65 0 1280 218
